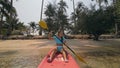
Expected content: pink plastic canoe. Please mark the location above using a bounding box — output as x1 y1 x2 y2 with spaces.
38 49 80 68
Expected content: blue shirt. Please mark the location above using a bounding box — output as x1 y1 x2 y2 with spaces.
53 36 66 44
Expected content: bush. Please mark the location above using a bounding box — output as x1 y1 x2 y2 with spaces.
1 29 8 36
11 30 23 35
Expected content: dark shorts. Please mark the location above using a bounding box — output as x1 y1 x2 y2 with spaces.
57 44 63 52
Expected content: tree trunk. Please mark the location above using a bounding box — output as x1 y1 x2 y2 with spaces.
115 22 118 37
113 0 118 37
11 0 13 6
0 5 5 35
0 13 3 35
72 0 77 34
39 28 42 35
7 0 13 36
0 21 1 35
93 34 100 41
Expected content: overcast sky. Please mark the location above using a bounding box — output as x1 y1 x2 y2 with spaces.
13 0 94 25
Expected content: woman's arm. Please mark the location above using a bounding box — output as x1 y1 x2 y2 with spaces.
63 36 67 44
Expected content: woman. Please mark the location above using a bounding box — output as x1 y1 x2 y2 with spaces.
48 30 68 63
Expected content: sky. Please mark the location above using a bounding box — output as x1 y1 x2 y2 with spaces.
13 0 94 25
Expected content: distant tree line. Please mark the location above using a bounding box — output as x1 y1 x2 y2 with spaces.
0 0 120 40
44 0 120 40
0 0 25 36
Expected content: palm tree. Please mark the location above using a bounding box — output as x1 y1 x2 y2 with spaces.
72 0 75 12
44 3 57 32
17 22 26 34
0 0 11 35
0 0 9 34
91 0 108 9
113 0 120 37
29 22 36 35
0 0 17 35
70 0 77 34
70 2 87 34
58 0 68 13
57 0 68 30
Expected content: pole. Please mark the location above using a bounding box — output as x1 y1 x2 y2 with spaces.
39 0 44 35
73 0 75 13
40 0 44 20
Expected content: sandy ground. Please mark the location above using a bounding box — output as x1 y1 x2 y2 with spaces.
0 39 120 68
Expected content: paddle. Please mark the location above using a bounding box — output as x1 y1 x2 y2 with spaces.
39 20 48 30
39 20 87 64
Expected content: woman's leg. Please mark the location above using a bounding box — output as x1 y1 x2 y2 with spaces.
49 48 57 61
61 48 68 62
